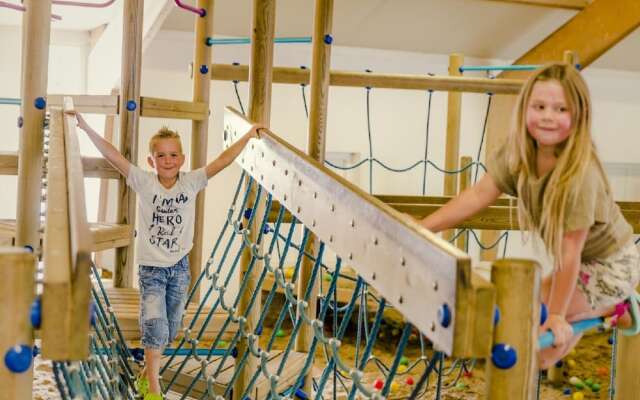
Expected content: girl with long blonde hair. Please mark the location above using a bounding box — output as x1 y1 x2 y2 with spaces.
420 63 639 368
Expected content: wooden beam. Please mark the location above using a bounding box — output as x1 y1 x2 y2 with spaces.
140 97 208 120
1 152 119 179
0 249 36 400
211 63 524 94
225 107 494 357
456 156 473 250
16 0 51 254
114 0 143 289
481 0 590 10
47 94 118 114
189 0 215 302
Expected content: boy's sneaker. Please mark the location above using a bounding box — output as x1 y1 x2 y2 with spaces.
144 393 163 400
135 374 149 398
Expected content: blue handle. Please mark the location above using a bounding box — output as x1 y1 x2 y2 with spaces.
538 317 603 349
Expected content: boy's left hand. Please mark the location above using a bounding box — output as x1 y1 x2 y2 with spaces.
540 314 573 347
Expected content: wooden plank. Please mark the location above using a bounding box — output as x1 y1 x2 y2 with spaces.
481 0 589 10
47 94 118 115
211 63 524 94
189 0 215 302
140 97 208 120
0 151 119 179
16 0 51 254
0 249 37 400
456 156 473 250
115 0 143 289
225 107 490 357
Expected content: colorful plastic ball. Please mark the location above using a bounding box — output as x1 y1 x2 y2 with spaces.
390 381 400 393
218 340 228 348
596 367 608 377
4 344 33 373
373 378 384 390
583 378 593 387
455 382 466 390
399 356 409 366
591 383 601 392
563 388 572 395
567 359 576 369
491 344 517 369
275 329 285 338
284 268 294 279
405 376 415 386
463 370 473 378
572 392 584 400
322 272 332 282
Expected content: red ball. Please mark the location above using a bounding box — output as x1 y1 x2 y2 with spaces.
405 376 415 386
373 378 384 390
463 370 473 378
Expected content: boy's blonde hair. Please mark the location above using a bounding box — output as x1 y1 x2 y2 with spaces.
149 126 183 154
507 63 610 267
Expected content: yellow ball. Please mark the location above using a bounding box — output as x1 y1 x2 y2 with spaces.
567 359 576 369
390 381 400 393
397 365 407 373
284 268 294 279
572 391 584 400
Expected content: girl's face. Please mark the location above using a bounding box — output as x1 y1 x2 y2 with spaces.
526 80 573 150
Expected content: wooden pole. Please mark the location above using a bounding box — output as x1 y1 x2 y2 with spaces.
614 326 640 398
16 0 52 252
442 54 463 243
0 249 37 400
189 0 215 302
485 259 541 399
294 0 333 395
234 0 275 397
455 156 472 251
114 0 143 288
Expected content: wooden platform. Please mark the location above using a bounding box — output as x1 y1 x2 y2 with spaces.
162 350 307 400
98 286 234 341
0 219 132 252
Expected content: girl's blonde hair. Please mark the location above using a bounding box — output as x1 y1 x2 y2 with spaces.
149 127 182 154
506 63 609 266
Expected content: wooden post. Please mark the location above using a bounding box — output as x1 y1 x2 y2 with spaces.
485 259 541 399
234 0 275 397
455 156 472 251
189 0 215 301
115 0 143 288
614 326 640 398
95 88 119 276
442 54 463 243
0 249 37 400
294 0 334 395
16 0 52 252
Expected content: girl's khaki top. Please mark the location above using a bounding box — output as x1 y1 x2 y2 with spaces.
487 145 633 261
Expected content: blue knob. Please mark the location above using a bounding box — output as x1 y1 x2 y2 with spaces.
32 345 40 358
491 343 517 369
34 97 46 110
540 303 548 326
130 347 145 362
262 225 272 234
323 34 333 45
255 325 263 336
199 64 209 74
4 345 33 373
231 347 239 358
243 208 253 220
493 305 500 326
30 296 41 329
205 37 213 47
437 303 451 328
126 100 137 111
563 388 572 395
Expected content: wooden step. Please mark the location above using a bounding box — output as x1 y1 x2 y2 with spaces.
0 219 131 252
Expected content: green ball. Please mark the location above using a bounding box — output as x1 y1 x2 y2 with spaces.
399 356 409 366
276 329 285 338
591 383 601 392
323 273 332 282
218 340 228 348
574 383 584 390
455 382 466 390
584 378 593 387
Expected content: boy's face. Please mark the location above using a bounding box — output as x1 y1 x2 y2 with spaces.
147 138 185 180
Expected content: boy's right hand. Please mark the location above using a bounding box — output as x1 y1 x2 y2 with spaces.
64 110 90 132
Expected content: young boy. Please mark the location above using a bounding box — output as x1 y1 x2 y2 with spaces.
68 111 261 399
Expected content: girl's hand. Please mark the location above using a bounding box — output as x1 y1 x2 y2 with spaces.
540 314 573 347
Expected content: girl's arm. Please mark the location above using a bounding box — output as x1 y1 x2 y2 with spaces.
205 124 262 179
66 111 131 177
420 173 503 233
542 228 589 346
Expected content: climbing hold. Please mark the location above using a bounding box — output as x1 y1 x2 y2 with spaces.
437 303 451 328
555 360 564 368
244 208 253 219
608 335 614 345
30 296 42 329
540 303 548 325
34 97 46 110
262 224 272 234
126 100 137 111
199 64 209 74
323 34 333 45
24 245 34 253
491 344 517 369
4 344 33 373
373 378 384 391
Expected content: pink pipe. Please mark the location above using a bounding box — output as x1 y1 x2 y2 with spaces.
174 0 205 17
52 0 116 7
0 1 62 20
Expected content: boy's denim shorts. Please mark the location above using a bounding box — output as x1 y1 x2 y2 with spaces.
138 255 191 349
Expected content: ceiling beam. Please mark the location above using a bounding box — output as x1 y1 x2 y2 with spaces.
481 0 591 10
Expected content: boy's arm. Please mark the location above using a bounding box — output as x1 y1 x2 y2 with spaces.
67 111 131 177
205 124 262 179
420 173 502 233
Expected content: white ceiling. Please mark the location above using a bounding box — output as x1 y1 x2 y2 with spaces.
1 0 639 71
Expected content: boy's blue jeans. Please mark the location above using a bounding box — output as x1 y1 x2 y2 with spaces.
138 256 190 349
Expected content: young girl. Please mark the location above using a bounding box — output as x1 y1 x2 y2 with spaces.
419 63 639 368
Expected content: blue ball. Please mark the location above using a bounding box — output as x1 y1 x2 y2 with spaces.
437 303 451 328
126 100 137 111
4 344 33 373
199 64 209 74
34 97 46 110
608 335 614 345
491 343 517 369
323 34 333 45
563 388 572 395
30 296 42 329
540 303 548 326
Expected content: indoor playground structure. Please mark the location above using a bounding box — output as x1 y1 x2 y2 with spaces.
1 1 640 399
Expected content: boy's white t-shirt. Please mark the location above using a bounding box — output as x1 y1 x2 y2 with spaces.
127 165 208 267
